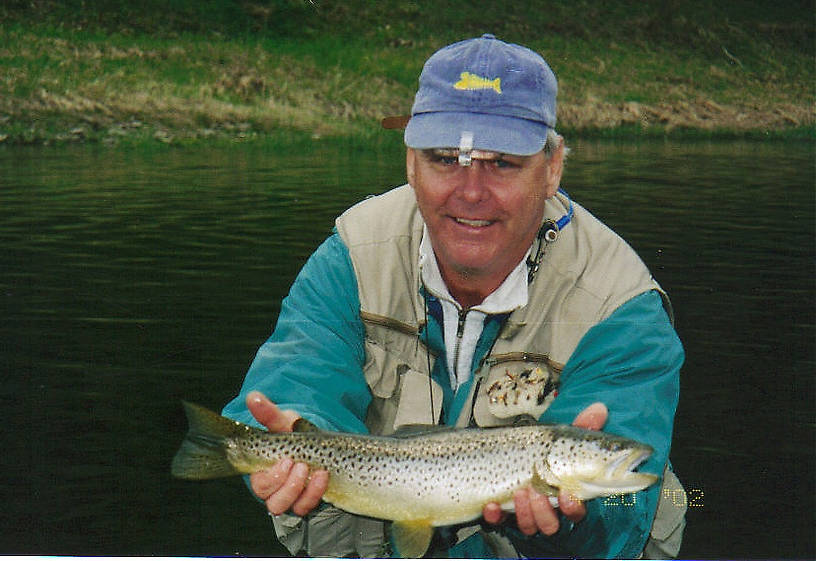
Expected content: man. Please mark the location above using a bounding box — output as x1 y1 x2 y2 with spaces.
223 34 686 558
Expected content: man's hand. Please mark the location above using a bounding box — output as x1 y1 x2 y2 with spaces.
482 402 609 536
246 390 329 517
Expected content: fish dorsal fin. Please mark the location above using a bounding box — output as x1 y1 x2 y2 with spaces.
292 417 321 433
512 414 539 427
391 520 434 558
391 423 456 438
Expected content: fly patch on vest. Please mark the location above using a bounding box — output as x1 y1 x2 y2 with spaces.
472 353 562 426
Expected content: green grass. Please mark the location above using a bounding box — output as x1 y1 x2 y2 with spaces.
0 0 812 145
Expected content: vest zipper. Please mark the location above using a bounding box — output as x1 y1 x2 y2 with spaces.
452 307 468 385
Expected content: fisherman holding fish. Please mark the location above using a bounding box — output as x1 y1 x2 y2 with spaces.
217 35 687 558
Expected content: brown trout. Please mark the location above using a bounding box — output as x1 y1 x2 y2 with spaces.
172 402 658 557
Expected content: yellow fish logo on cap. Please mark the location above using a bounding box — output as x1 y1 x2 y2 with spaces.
454 72 502 94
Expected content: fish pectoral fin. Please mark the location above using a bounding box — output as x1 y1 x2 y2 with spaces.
531 463 559 496
391 520 434 558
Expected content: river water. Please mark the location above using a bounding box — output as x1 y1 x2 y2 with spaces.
0 138 813 559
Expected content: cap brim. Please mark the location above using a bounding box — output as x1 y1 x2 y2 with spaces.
381 115 411 129
404 112 550 156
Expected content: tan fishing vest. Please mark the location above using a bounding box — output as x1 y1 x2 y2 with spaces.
335 184 669 434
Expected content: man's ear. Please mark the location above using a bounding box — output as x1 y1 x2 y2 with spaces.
543 137 565 198
406 148 416 186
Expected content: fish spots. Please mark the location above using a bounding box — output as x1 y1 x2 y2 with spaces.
220 419 653 520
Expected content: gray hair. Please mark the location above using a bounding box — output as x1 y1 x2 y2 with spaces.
543 128 567 158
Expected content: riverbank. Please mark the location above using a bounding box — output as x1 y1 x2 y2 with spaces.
1 0 813 145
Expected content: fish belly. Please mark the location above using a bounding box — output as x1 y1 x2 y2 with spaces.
324 462 530 526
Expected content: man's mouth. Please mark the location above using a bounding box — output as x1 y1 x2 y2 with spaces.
454 217 494 227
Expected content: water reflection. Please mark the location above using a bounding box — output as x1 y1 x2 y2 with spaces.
0 139 812 558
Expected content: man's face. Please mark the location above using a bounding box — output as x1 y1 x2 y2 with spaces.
407 141 564 296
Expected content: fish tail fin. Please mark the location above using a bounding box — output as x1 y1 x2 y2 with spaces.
171 401 246 480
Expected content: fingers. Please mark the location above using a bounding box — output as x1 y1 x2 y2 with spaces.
247 390 301 433
251 460 329 517
265 461 308 515
487 489 584 536
572 401 608 431
250 458 293 500
482 502 505 525
514 488 560 536
245 391 327 517
558 489 587 523
292 468 329 516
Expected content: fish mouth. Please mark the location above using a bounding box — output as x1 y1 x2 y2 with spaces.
608 448 651 478
600 447 658 491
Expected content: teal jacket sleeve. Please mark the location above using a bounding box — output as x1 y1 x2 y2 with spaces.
515 290 683 559
222 232 370 434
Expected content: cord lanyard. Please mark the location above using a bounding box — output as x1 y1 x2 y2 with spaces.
527 188 573 284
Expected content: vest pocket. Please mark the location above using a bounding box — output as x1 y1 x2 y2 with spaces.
362 339 400 399
392 368 443 430
362 338 442 434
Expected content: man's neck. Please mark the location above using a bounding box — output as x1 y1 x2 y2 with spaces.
437 265 498 309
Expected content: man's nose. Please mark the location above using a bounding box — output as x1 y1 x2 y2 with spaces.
457 162 491 202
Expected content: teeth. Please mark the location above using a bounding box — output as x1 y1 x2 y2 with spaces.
455 218 492 227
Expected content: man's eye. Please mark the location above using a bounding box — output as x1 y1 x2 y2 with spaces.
494 158 515 169
434 155 458 166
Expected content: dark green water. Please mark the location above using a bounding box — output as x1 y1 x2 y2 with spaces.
1 139 813 558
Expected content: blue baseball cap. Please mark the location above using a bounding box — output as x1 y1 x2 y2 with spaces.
403 34 557 156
